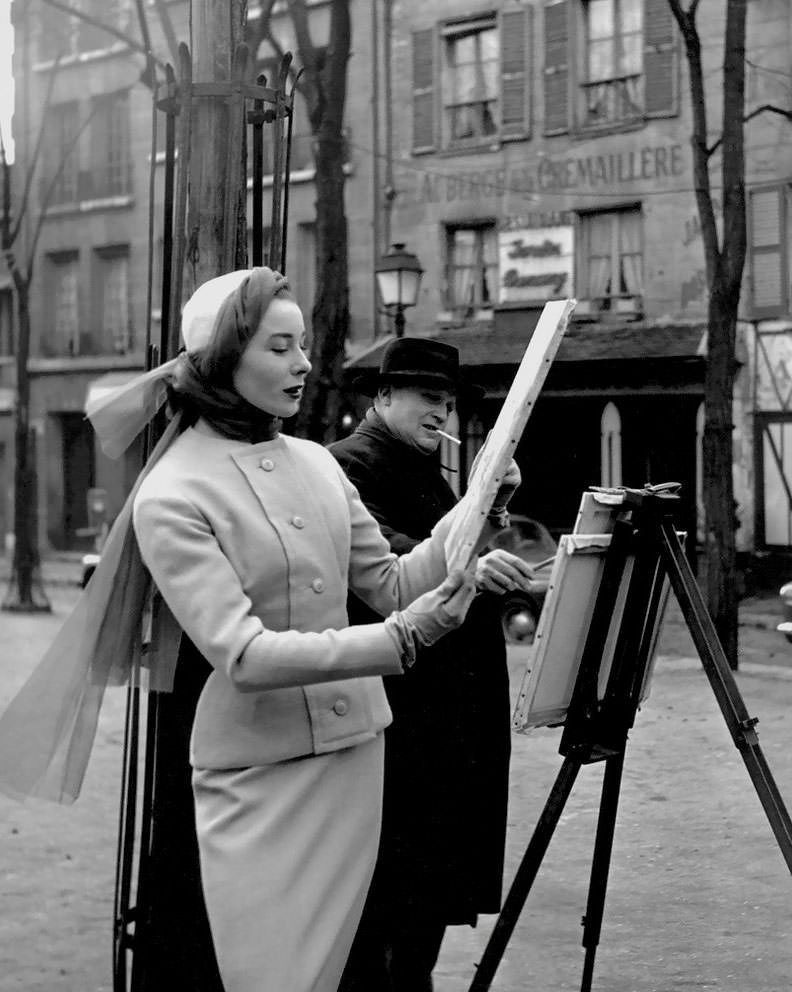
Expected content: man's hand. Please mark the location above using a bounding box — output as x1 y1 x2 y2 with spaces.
474 549 540 595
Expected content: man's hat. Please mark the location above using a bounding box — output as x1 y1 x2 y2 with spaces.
352 337 484 402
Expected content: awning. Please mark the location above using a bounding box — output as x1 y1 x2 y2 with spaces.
344 319 708 373
83 371 141 413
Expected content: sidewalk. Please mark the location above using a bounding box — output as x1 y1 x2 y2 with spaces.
0 568 790 991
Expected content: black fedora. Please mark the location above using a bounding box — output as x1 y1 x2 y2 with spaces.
352 337 485 402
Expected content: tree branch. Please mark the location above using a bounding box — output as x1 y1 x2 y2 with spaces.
9 54 64 247
151 0 179 65
25 98 104 276
40 0 167 71
707 103 792 157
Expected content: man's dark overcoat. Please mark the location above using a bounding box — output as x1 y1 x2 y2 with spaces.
329 411 511 924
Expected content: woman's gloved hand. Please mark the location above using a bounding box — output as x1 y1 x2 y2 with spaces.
385 570 476 665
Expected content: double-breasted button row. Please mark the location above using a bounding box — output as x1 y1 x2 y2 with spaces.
291 515 305 529
311 578 325 593
259 458 275 471
332 699 348 716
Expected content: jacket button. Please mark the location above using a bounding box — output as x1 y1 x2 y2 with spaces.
311 578 325 593
291 515 305 528
333 699 348 716
260 458 275 471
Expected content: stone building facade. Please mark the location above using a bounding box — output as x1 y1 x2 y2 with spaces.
345 0 792 569
2 0 381 551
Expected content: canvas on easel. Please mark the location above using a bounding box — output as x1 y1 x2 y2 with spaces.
512 490 674 732
445 298 576 572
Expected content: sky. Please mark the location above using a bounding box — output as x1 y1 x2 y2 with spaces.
0 0 13 160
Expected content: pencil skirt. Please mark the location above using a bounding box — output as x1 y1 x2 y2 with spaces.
192 733 385 992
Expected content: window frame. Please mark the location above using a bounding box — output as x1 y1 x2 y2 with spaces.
748 183 792 320
441 15 501 150
444 221 499 315
576 206 644 314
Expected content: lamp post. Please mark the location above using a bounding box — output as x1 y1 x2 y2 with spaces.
375 242 424 337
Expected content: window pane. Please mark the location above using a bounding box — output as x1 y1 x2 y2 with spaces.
588 0 615 41
620 0 643 34
54 258 79 353
589 38 615 81
445 22 498 141
102 254 130 352
621 33 643 75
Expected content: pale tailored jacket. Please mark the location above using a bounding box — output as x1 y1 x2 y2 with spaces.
132 423 454 771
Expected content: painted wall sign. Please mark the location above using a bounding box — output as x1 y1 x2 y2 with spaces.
417 143 685 204
498 226 574 303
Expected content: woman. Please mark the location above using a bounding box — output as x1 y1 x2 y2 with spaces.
126 267 519 992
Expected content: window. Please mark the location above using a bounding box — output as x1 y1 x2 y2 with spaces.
95 248 131 354
37 0 131 61
541 0 677 136
600 402 623 487
446 225 498 313
43 252 80 357
578 209 643 311
749 185 792 318
443 18 499 144
89 91 131 199
40 102 80 207
412 8 532 152
0 288 12 356
583 0 643 127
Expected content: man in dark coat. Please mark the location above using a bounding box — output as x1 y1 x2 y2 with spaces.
330 338 535 992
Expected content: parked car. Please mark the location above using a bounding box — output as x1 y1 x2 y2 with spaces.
777 580 792 643
487 514 558 644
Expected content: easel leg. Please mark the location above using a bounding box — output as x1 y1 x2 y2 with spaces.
657 519 792 872
579 751 625 992
468 757 582 992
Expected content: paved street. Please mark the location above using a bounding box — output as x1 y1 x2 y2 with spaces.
0 561 791 991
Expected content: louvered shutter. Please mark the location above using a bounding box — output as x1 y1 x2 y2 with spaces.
412 28 436 152
500 6 532 140
543 0 569 135
644 0 678 118
750 187 786 316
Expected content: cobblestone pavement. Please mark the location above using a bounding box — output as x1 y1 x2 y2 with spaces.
0 561 790 991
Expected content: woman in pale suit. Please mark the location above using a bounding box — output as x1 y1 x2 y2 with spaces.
128 267 520 992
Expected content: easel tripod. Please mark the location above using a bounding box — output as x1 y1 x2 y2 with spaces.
469 485 792 992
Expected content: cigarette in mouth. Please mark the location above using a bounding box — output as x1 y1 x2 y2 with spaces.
435 429 461 446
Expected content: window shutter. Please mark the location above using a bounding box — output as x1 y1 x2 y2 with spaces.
500 6 532 140
412 28 435 152
750 187 785 316
543 1 569 136
644 0 678 118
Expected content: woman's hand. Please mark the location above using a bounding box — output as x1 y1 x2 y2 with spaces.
398 569 477 646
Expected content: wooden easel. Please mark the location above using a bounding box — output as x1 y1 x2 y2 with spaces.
468 485 792 992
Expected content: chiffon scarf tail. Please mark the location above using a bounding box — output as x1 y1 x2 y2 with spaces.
0 415 183 804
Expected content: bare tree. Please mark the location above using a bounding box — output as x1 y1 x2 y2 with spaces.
251 0 351 444
1 65 100 610
668 0 746 667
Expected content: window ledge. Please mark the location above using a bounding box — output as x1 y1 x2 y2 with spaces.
572 119 647 140
44 195 134 217
30 353 145 374
245 162 354 188
435 141 503 159
33 41 131 73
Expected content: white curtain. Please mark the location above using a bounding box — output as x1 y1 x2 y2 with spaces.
619 211 643 297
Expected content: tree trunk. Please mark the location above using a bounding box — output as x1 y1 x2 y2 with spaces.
2 275 50 612
294 0 350 443
703 288 739 666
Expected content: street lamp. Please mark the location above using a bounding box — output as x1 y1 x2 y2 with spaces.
375 242 424 337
